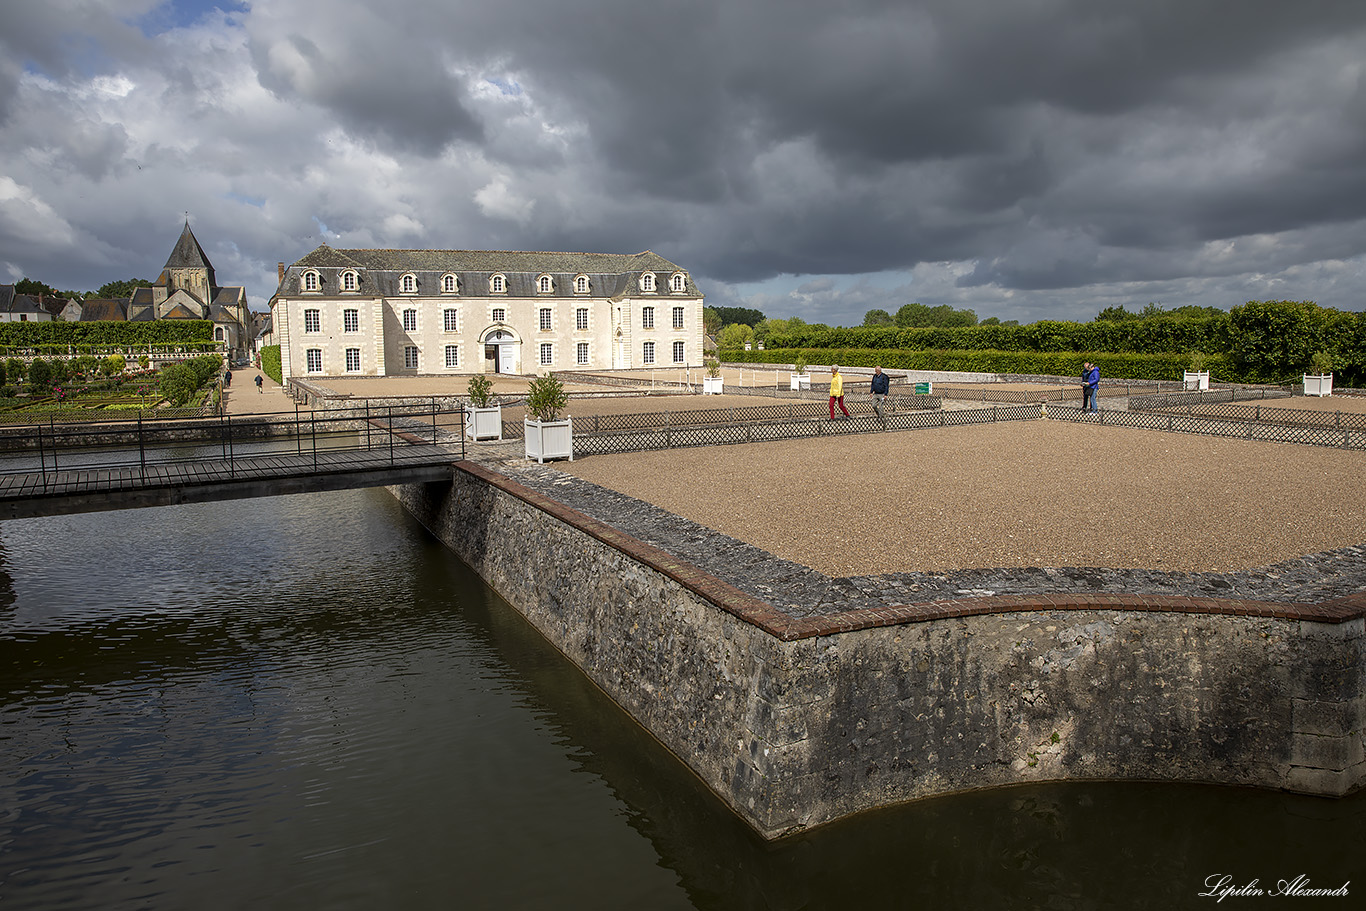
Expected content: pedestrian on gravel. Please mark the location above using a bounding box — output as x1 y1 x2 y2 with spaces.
1081 361 1099 412
255 374 263 393
870 365 890 424
829 365 850 420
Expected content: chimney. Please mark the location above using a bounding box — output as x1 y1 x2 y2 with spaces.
277 262 285 283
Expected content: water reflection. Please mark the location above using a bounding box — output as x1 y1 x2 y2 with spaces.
0 490 1361 911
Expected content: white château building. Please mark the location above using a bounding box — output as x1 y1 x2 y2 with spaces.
270 246 705 380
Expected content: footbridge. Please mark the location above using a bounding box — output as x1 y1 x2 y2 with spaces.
0 405 464 519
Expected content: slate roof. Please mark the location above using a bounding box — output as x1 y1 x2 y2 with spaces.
213 286 246 305
8 294 50 316
37 295 67 317
77 299 129 321
280 245 702 299
0 286 13 311
165 222 214 271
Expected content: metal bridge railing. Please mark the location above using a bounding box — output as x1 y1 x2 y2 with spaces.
0 402 465 490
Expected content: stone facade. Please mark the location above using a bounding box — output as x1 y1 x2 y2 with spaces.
270 247 704 381
391 464 1365 839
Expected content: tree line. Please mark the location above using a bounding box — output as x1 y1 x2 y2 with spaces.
707 299 1366 386
10 277 152 301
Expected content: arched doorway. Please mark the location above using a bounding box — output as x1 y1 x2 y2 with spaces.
481 327 521 374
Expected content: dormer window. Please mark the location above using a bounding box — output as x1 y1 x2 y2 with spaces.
574 275 590 294
442 273 458 294
341 271 359 292
639 272 656 293
400 273 417 294
670 272 687 293
537 274 554 294
490 274 507 294
302 271 321 292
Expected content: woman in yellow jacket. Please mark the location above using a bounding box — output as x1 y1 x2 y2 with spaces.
829 365 850 419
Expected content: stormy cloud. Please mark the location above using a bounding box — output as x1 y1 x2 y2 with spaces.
1 0 1364 325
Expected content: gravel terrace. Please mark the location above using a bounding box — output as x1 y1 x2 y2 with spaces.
309 373 1366 616
495 418 1366 617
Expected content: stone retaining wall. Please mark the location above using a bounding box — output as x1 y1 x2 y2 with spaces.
391 464 1365 839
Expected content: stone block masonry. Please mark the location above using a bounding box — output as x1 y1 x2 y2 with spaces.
391 465 1365 839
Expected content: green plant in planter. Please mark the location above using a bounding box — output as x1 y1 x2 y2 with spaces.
793 355 808 375
1187 351 1208 372
1310 350 1334 375
704 358 721 378
467 373 496 407
526 373 568 421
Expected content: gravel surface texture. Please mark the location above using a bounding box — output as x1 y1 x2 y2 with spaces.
487 418 1366 617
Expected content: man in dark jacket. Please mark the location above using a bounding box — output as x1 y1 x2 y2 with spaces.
870 365 890 424
1082 362 1099 412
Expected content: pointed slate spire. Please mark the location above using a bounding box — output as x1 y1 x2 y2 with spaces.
164 220 214 271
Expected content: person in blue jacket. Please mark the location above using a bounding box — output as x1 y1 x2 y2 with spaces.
870 365 890 424
1082 362 1100 412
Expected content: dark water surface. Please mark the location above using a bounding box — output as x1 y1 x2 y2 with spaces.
0 490 1361 910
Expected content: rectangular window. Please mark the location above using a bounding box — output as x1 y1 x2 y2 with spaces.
404 346 419 369
673 340 685 363
539 308 552 331
576 308 588 331
443 309 458 332
642 341 655 365
304 309 320 333
576 342 589 365
343 309 359 332
641 306 654 329
444 345 459 368
540 343 553 366
491 307 506 323
672 307 684 329
402 309 417 331
306 349 322 372
345 348 361 372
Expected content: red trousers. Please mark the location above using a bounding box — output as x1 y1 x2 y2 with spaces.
829 395 849 419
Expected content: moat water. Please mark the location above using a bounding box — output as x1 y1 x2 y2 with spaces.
1 489 1361 910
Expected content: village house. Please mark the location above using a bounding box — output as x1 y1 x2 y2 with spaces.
269 246 704 380
0 286 57 322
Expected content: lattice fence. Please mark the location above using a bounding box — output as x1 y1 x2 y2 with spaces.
1048 403 1366 449
1129 386 1294 411
573 402 1043 456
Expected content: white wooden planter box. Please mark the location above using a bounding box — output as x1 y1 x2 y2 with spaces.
1303 374 1333 397
1183 371 1210 391
465 405 503 441
702 377 724 395
790 373 811 390
524 417 573 462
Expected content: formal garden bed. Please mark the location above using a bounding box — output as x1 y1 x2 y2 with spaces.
0 353 223 421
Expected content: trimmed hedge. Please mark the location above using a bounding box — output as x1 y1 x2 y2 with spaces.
724 348 1237 383
0 321 214 346
762 319 1232 355
260 345 282 384
750 301 1365 385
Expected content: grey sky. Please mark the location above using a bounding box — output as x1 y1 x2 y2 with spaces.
2 0 1365 326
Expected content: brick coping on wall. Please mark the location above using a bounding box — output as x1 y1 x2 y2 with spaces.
457 462 1366 640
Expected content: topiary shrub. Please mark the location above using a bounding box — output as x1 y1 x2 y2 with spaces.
27 358 52 389
260 345 282 384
